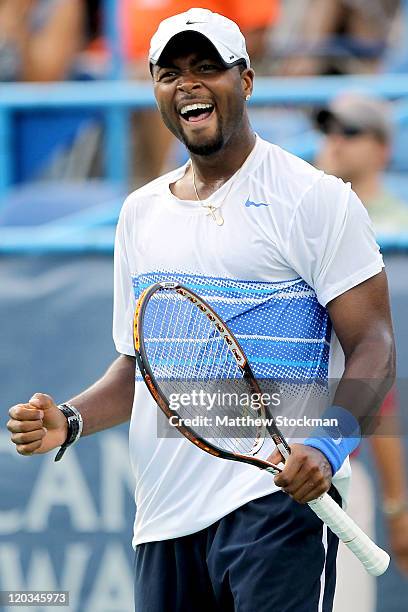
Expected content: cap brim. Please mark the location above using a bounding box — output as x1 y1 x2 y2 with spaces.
150 29 249 69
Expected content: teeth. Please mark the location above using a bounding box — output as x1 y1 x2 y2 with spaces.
180 103 213 115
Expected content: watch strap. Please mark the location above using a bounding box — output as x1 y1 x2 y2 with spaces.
54 403 83 462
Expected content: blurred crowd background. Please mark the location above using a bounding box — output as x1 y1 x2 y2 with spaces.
1 2 408 612
2 0 408 203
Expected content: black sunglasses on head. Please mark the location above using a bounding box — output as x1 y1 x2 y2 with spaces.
325 122 366 138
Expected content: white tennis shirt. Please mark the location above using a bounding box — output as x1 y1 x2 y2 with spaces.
113 136 384 547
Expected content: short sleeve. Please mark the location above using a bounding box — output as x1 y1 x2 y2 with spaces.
285 174 384 307
112 199 136 356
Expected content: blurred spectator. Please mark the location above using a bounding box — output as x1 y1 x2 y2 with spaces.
76 0 111 79
84 0 101 43
280 0 401 75
0 0 84 82
314 93 408 610
315 93 408 235
119 2 280 186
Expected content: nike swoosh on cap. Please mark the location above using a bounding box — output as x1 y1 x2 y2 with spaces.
185 20 207 24
244 199 271 208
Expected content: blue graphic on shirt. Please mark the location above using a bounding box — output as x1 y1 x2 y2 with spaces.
244 199 271 208
132 271 331 381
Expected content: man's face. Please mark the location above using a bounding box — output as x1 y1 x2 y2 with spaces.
152 34 253 155
316 124 389 183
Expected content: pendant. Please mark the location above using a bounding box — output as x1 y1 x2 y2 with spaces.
205 205 224 226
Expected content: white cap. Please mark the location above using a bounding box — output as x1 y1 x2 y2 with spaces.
149 8 250 69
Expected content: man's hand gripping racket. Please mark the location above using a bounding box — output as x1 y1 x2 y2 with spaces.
133 281 390 576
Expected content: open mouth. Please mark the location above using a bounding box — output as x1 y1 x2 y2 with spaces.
179 103 215 124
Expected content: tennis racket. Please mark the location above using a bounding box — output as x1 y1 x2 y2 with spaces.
133 280 390 576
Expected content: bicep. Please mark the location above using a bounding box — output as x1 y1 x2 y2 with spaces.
327 270 394 358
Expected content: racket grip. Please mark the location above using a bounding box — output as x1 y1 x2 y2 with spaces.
308 493 390 576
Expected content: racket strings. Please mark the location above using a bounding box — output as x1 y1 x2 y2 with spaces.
143 290 265 455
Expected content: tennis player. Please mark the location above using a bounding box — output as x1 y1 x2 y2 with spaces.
7 9 395 611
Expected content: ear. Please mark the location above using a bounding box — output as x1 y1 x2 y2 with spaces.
241 68 255 100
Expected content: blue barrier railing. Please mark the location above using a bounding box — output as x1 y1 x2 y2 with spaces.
3 74 408 193
3 74 408 194
103 0 124 79
1 74 408 253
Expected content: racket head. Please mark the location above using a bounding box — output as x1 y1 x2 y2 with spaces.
133 281 284 468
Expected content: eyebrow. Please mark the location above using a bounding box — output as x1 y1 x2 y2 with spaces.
156 61 178 71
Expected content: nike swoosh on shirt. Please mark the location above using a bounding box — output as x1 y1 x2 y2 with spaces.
244 199 271 208
186 20 207 24
332 437 343 445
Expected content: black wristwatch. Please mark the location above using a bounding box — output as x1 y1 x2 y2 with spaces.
54 403 83 462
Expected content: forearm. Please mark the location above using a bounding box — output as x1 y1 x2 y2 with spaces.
0 0 83 82
67 355 135 436
305 343 394 474
371 434 407 503
300 0 343 43
334 335 395 431
23 0 84 81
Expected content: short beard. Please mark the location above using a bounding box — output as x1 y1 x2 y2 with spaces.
183 133 224 156
159 111 225 156
179 124 224 156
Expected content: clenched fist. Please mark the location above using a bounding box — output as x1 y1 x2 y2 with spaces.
7 393 67 456
268 443 333 504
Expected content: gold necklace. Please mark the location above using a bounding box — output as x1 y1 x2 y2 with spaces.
190 162 224 226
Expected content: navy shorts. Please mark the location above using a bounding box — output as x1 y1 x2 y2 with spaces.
134 490 340 612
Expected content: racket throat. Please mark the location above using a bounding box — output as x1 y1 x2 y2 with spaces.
272 436 290 461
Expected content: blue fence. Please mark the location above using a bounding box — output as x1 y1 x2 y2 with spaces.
4 74 408 192
2 74 408 252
